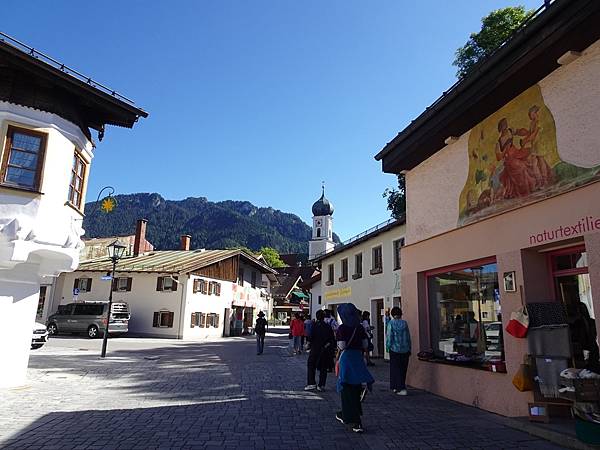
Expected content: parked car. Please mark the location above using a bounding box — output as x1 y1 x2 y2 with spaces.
31 321 49 349
47 301 130 338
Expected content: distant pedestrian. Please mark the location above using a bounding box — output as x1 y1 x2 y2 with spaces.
361 311 375 366
305 310 335 392
304 314 313 351
290 313 304 354
386 307 411 395
335 303 374 433
255 311 268 355
324 309 339 332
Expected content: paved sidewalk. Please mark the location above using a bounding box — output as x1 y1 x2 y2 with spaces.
0 331 565 449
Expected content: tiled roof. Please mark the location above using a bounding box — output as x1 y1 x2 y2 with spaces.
77 249 276 274
272 274 301 298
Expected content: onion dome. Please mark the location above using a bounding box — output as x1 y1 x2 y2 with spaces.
312 187 334 216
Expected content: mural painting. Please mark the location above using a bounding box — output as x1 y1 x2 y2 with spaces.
458 85 600 226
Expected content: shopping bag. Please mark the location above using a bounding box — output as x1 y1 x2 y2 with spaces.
506 307 529 338
512 363 534 391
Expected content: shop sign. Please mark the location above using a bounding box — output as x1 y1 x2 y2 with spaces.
324 287 352 300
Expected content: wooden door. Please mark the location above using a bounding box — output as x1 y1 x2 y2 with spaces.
375 299 384 357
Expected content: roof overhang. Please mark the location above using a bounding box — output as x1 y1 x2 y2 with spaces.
375 0 600 174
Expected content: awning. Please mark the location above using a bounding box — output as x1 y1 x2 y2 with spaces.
292 291 309 299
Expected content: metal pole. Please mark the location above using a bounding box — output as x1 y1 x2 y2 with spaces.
101 258 116 358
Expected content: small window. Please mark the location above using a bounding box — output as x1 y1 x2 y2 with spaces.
339 258 348 282
208 281 221 295
153 311 174 328
156 276 178 292
193 279 208 294
326 263 334 286
1 126 47 191
316 228 321 238
113 277 132 292
371 246 383 275
206 313 220 328
191 312 206 328
74 278 92 293
393 238 405 270
353 253 363 279
318 295 322 305
68 151 87 209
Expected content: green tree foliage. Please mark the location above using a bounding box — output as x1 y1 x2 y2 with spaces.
259 247 286 268
453 6 534 78
382 174 406 220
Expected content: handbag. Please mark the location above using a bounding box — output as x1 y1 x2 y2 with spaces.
512 358 534 391
506 286 529 338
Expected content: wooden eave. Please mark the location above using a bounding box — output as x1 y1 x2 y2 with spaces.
375 0 600 174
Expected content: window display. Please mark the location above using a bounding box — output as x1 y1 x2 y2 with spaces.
427 260 504 370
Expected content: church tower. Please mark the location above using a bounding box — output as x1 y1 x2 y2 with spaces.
309 185 335 260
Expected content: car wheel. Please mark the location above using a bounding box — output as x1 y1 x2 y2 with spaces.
87 325 99 339
31 344 43 350
47 323 58 335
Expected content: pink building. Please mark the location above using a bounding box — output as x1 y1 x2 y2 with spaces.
375 1 600 418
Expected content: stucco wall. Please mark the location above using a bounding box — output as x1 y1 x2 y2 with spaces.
407 39 600 245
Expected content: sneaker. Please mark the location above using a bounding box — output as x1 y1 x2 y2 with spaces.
391 389 398 393
352 423 364 433
335 412 345 424
304 384 317 391
316 386 325 392
397 389 408 396
360 387 368 402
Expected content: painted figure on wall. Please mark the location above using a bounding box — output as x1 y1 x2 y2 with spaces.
459 85 600 225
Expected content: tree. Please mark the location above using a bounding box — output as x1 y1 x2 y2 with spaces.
453 6 534 78
382 174 406 220
259 246 286 268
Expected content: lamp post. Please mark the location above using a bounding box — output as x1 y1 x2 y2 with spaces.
101 239 127 358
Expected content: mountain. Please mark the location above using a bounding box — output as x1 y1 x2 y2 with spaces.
82 193 341 253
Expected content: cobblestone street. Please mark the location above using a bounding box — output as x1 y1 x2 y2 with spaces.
0 329 564 449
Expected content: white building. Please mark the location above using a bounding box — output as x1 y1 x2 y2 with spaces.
0 33 147 387
51 233 277 339
310 218 406 358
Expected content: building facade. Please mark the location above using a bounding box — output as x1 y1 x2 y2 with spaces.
308 187 335 260
375 1 600 417
311 219 406 358
0 34 146 387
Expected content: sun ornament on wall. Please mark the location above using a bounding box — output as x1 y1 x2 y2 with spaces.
100 195 117 213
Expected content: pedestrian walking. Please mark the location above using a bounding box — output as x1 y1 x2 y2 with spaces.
361 311 375 366
386 306 411 395
255 311 268 355
290 313 304 354
335 303 374 433
304 314 313 351
305 310 335 392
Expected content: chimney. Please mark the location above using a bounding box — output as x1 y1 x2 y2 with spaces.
181 234 191 251
133 219 148 257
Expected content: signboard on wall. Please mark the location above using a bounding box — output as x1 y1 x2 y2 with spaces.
324 287 352 301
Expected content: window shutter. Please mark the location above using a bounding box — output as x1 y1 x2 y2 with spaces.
112 278 118 292
87 278 93 291
156 277 163 291
167 312 174 328
193 279 198 293
172 277 178 292
216 283 221 296
73 279 79 290
153 312 159 327
214 314 220 328
126 277 132 291
190 313 196 328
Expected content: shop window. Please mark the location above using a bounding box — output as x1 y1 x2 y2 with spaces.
371 246 383 275
339 258 348 282
1 126 47 192
326 264 334 286
427 260 504 370
153 310 174 328
74 278 92 293
353 253 362 279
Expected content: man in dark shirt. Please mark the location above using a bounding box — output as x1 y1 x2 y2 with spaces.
305 310 336 391
255 311 268 355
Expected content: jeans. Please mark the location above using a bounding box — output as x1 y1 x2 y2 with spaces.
256 334 265 354
307 351 328 387
390 351 410 390
293 336 302 352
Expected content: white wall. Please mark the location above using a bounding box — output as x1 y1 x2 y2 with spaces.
182 275 232 340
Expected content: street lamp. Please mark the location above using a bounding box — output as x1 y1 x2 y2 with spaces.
101 239 127 358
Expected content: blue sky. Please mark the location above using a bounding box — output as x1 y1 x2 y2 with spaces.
4 0 540 241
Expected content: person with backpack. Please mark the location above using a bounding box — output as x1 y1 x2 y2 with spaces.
386 307 411 395
255 311 268 355
304 310 335 392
